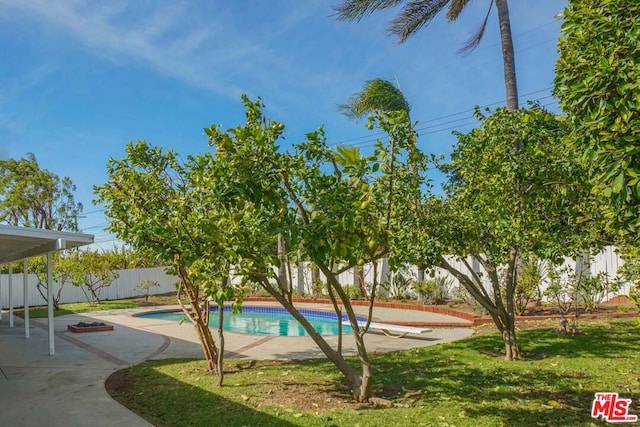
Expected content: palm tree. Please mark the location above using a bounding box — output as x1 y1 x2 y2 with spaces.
339 78 411 120
334 0 519 112
339 78 427 289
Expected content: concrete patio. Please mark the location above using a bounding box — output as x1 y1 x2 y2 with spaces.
0 303 473 426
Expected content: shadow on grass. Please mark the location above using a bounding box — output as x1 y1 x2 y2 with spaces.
107 359 300 427
365 321 640 425
462 321 640 359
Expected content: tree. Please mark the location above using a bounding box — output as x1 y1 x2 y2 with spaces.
30 254 73 310
413 106 595 359
334 0 519 111
554 0 640 245
339 77 427 286
0 157 83 231
95 142 244 383
0 156 83 309
109 245 166 269
67 250 119 306
205 96 427 402
339 78 411 120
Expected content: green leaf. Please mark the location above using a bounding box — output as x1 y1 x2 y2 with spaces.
612 172 625 194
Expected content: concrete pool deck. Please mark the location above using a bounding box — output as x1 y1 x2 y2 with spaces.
0 302 473 426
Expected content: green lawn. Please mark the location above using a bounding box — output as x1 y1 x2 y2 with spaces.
15 300 141 318
106 319 640 426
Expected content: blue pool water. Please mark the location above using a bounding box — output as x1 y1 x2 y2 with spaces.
139 306 362 337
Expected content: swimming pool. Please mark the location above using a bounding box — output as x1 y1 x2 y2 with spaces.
138 306 364 337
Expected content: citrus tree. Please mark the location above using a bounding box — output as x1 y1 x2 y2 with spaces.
413 106 596 360
66 250 120 306
205 96 428 402
95 143 243 382
555 0 640 245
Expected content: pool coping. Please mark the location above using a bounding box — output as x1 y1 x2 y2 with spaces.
245 297 475 327
133 299 472 329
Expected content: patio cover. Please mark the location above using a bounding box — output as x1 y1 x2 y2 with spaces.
0 225 94 354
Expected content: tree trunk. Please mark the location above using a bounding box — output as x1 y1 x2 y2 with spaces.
259 277 367 399
176 266 219 374
495 0 518 112
501 316 522 360
355 265 368 298
216 303 225 386
318 265 373 402
277 233 289 296
439 255 523 360
194 314 218 373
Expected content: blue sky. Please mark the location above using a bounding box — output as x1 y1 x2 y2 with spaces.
0 1 566 248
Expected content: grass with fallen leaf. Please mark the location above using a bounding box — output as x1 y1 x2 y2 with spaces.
106 319 639 426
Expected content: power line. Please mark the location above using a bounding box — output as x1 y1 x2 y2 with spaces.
82 222 107 231
334 86 553 147
80 208 105 215
334 16 561 148
339 90 556 150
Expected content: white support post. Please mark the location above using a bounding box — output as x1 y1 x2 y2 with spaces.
23 259 29 338
47 252 55 355
9 263 13 327
0 264 3 321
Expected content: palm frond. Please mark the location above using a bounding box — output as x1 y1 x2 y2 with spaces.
458 0 494 54
338 78 410 120
446 0 471 21
388 0 450 43
335 145 362 166
334 0 404 21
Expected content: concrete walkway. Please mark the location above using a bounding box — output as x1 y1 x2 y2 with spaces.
0 303 473 426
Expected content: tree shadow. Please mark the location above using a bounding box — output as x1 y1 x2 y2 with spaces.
107 359 301 427
458 321 640 359
362 322 640 424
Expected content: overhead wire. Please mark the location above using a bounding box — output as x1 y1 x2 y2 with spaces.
340 89 557 150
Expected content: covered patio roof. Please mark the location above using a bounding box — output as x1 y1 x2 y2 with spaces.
0 224 94 355
0 224 94 264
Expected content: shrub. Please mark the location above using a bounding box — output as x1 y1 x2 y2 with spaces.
453 284 477 305
515 256 547 315
381 269 414 300
578 272 619 311
342 285 363 299
134 280 160 302
413 280 435 304
413 276 454 305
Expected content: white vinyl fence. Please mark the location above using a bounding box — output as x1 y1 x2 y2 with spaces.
0 267 177 309
0 246 632 309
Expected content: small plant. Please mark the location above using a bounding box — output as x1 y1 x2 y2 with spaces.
628 286 640 327
544 264 580 328
628 286 639 306
312 279 325 298
543 264 618 329
617 304 630 313
342 285 362 299
453 284 477 305
381 270 413 299
134 280 160 302
515 255 546 315
580 272 617 311
413 280 435 304
413 276 454 305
